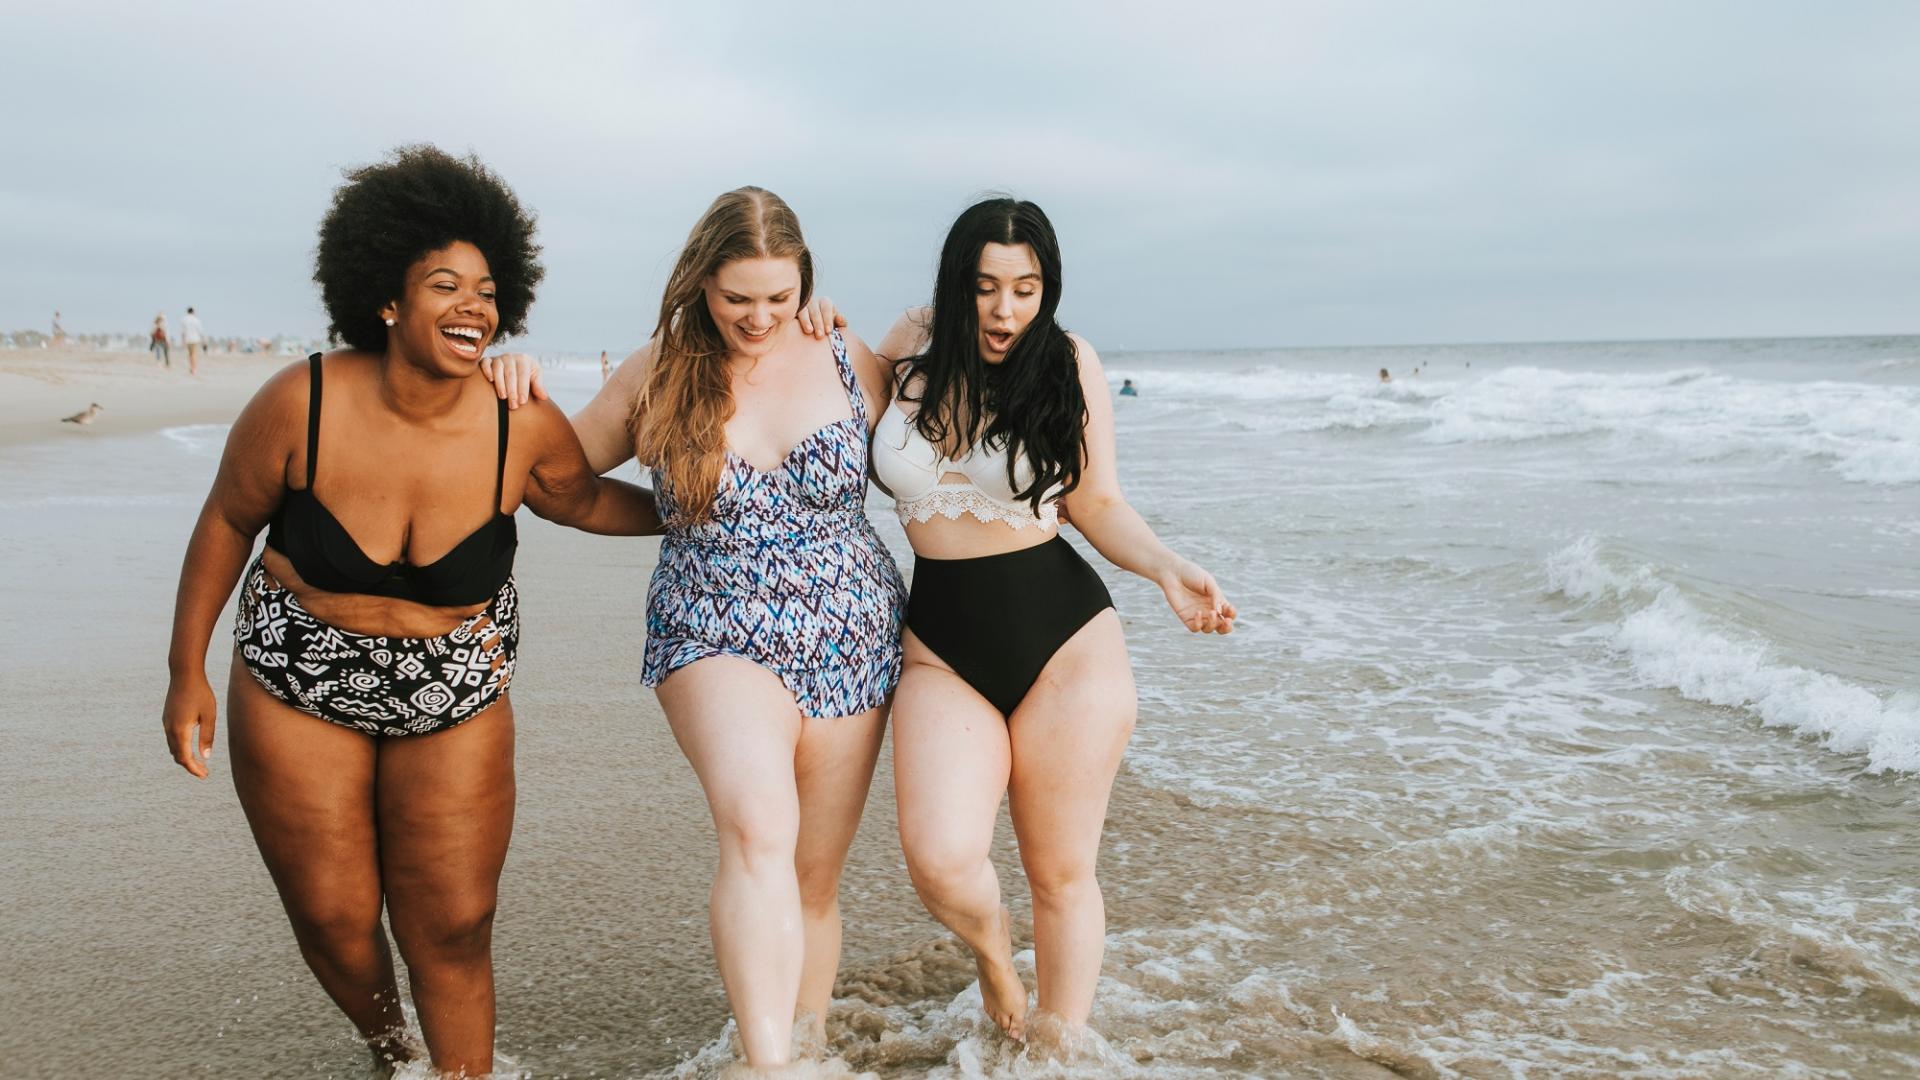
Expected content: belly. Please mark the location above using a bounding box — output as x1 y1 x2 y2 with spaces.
259 547 490 637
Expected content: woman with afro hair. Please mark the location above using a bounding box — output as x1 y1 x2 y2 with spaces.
161 144 662 1075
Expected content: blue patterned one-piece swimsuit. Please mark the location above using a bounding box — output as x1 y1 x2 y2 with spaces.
642 330 908 718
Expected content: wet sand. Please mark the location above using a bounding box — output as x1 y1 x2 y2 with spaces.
0 368 1053 1077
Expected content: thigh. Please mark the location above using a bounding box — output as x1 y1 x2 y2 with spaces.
376 699 518 921
227 660 382 918
656 656 805 836
1006 610 1136 871
793 705 886 878
893 630 1014 863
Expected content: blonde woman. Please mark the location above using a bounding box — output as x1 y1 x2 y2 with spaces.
497 189 904 1068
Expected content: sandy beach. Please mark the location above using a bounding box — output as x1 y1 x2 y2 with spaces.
0 347 291 449
0 354 1106 1077
3 340 1916 1077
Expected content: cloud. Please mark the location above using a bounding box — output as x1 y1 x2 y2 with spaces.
2 0 1915 347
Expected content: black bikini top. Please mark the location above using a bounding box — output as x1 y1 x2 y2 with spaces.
265 354 517 607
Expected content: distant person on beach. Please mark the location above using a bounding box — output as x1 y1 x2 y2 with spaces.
599 349 609 382
160 145 662 1077
150 313 170 367
872 198 1234 1043
1119 378 1138 397
1379 367 1391 383
51 309 66 347
181 306 205 374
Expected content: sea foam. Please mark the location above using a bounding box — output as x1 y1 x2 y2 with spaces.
1546 537 1920 774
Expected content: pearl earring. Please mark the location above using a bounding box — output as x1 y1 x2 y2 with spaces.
384 317 395 326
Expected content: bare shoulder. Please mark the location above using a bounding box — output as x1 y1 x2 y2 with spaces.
875 306 934 361
507 394 570 436
234 357 316 433
1067 333 1106 385
609 338 658 391
835 328 896 411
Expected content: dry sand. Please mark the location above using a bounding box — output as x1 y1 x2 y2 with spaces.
0 346 286 448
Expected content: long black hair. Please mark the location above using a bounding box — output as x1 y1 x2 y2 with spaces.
901 197 1086 514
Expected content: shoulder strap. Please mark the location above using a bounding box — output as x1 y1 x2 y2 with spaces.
304 353 322 488
829 329 867 424
494 395 510 514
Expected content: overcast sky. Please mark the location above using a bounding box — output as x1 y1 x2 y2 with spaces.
3 1 1915 352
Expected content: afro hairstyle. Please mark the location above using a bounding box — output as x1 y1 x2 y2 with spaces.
314 144 543 351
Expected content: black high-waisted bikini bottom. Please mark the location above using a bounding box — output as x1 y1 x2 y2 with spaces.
905 534 1114 717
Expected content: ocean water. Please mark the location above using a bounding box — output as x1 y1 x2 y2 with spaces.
2 335 1915 1077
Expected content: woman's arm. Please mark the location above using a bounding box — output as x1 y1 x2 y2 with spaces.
162 363 305 777
518 399 663 535
568 341 654 475
839 329 894 430
1058 336 1235 635
874 306 932 365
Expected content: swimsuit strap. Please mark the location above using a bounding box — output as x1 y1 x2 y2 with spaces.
493 394 510 514
304 353 323 488
829 329 867 425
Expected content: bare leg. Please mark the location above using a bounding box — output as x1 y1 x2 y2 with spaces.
893 630 1028 1038
378 701 517 1077
1007 611 1135 1027
226 663 411 1070
792 704 887 1042
656 657 806 1068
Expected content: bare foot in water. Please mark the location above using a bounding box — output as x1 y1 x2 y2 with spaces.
976 905 1029 1040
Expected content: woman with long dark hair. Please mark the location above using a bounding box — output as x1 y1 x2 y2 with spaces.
161 145 661 1076
873 197 1234 1041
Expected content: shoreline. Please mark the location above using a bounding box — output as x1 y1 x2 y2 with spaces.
0 347 288 449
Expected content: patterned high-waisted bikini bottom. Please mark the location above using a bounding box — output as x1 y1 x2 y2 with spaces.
232 555 518 737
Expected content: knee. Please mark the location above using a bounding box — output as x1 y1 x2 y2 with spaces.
795 860 842 917
714 805 799 874
1026 859 1100 911
286 899 383 963
904 841 987 905
391 898 497 966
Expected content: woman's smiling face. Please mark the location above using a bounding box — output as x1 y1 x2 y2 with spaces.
383 240 499 373
704 256 802 359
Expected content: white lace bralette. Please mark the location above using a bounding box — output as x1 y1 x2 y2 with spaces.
871 401 1060 531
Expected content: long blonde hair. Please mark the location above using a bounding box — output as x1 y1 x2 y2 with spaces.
632 187 814 524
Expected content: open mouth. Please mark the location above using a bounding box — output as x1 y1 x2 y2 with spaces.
737 324 774 343
440 325 485 358
984 329 1016 353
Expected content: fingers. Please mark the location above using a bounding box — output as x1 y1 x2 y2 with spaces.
482 355 505 399
818 296 842 336
797 304 817 337
514 358 533 409
529 367 550 402
199 712 217 764
166 717 209 779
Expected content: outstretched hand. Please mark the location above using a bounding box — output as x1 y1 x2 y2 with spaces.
479 352 550 409
1158 559 1236 635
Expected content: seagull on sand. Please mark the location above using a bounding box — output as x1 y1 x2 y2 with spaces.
61 403 104 425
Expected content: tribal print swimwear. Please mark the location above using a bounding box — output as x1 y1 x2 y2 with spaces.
234 554 518 736
642 330 907 718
